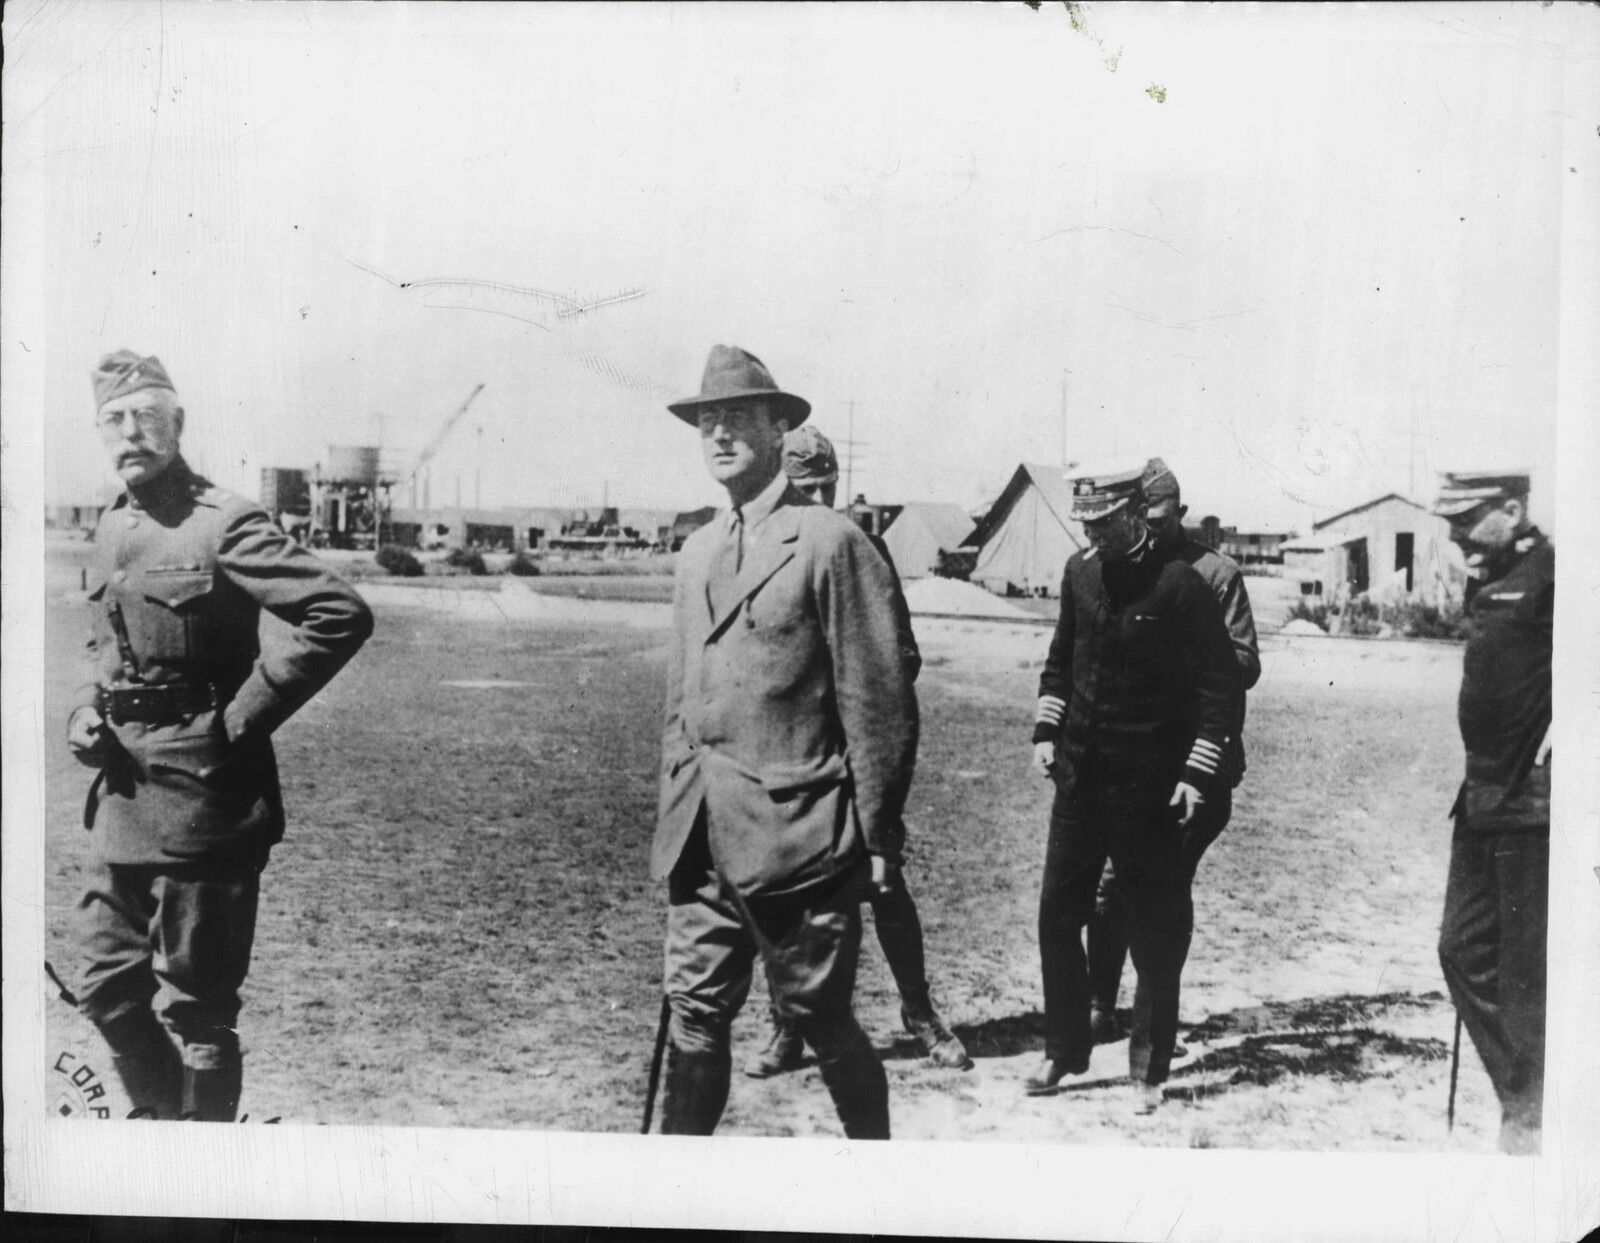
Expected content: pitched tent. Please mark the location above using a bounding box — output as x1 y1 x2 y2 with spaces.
881 502 977 580
966 462 1086 597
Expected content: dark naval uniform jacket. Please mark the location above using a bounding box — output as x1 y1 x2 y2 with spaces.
1033 536 1239 794
76 457 373 864
1170 536 1260 788
1451 531 1553 834
653 479 919 897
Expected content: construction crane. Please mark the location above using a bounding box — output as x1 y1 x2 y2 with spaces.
376 383 485 547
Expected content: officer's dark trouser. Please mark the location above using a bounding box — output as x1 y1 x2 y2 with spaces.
1438 830 1548 1154
76 854 264 1121
661 815 888 1139
1089 789 1233 1019
1040 776 1192 1085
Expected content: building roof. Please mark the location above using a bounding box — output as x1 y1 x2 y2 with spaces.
1311 492 1430 531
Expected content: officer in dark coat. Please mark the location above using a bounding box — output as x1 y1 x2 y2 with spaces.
1086 458 1260 1045
66 351 373 1121
1027 462 1239 1112
1432 470 1552 1154
742 426 969 1079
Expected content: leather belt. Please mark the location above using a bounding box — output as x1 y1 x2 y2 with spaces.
97 681 217 725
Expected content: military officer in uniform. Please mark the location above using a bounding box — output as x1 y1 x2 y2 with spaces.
1086 457 1260 1045
742 425 968 1079
652 346 918 1138
1028 462 1238 1111
1432 470 1552 1154
66 351 373 1120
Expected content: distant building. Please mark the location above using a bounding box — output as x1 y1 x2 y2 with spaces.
672 507 718 550
1214 527 1294 566
1284 492 1464 606
846 495 901 539
880 503 976 580
964 463 1086 598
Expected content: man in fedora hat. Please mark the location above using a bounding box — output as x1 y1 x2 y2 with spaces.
65 351 373 1121
1028 461 1238 1111
740 425 969 1080
1432 470 1552 1153
1085 457 1260 1048
650 346 919 1138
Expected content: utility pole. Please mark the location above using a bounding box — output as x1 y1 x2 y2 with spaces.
474 421 483 509
1060 371 1069 468
846 399 856 504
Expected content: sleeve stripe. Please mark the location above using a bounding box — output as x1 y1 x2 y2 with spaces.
1036 695 1066 725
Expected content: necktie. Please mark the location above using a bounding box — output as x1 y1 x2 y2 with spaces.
710 507 743 618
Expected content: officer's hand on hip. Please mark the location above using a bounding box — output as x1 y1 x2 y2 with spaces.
1032 741 1058 780
1169 781 1204 827
66 705 107 767
870 853 900 895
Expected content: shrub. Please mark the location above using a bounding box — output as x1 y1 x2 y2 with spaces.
375 545 424 577
1392 600 1468 641
445 548 488 576
508 552 542 577
1286 598 1331 632
1340 594 1383 637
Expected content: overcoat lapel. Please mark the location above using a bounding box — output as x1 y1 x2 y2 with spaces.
705 499 803 643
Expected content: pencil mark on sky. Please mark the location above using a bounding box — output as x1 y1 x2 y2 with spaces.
1035 224 1184 255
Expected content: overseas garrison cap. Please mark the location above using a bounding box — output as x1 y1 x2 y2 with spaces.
92 350 175 408
1069 459 1148 521
783 425 839 485
1432 470 1531 518
668 344 811 428
1141 456 1181 507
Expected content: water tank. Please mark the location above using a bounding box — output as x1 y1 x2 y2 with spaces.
260 467 310 515
326 445 382 486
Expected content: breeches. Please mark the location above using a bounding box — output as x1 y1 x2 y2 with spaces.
76 854 264 1068
663 814 869 1058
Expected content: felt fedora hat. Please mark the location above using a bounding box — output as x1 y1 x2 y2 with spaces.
668 345 811 427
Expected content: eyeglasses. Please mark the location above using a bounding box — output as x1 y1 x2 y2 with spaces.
96 408 171 432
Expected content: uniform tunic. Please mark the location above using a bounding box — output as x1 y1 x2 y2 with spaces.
77 457 373 863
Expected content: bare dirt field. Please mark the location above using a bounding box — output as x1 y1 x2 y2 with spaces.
40 548 1501 1151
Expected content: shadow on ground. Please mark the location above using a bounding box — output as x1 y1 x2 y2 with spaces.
885 991 1454 1095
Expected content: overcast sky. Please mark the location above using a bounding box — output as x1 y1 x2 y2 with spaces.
5 1 1583 530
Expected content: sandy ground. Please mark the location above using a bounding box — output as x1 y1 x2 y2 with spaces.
39 559 1502 1151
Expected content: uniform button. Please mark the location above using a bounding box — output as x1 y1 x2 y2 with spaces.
126 515 140 529
113 570 128 584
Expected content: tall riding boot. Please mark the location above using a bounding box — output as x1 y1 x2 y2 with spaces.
181 1061 243 1122
809 1020 890 1140
96 1009 183 1120
658 1045 731 1136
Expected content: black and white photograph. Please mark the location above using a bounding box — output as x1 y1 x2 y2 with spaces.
3 2 1597 1238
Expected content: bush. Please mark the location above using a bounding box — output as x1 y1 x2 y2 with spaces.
1286 598 1331 631
375 545 424 577
1340 594 1383 637
508 552 542 577
445 548 488 576
1391 600 1468 641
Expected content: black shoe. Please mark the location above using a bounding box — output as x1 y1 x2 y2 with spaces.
1089 1007 1117 1044
1024 1055 1087 1095
744 1019 806 1079
901 1003 972 1070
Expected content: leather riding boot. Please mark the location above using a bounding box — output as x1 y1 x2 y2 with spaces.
810 1022 890 1140
96 1009 182 1120
181 1062 243 1122
658 1045 731 1136
744 1008 806 1079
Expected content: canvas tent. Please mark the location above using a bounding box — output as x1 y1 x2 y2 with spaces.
966 462 1085 597
881 502 977 580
